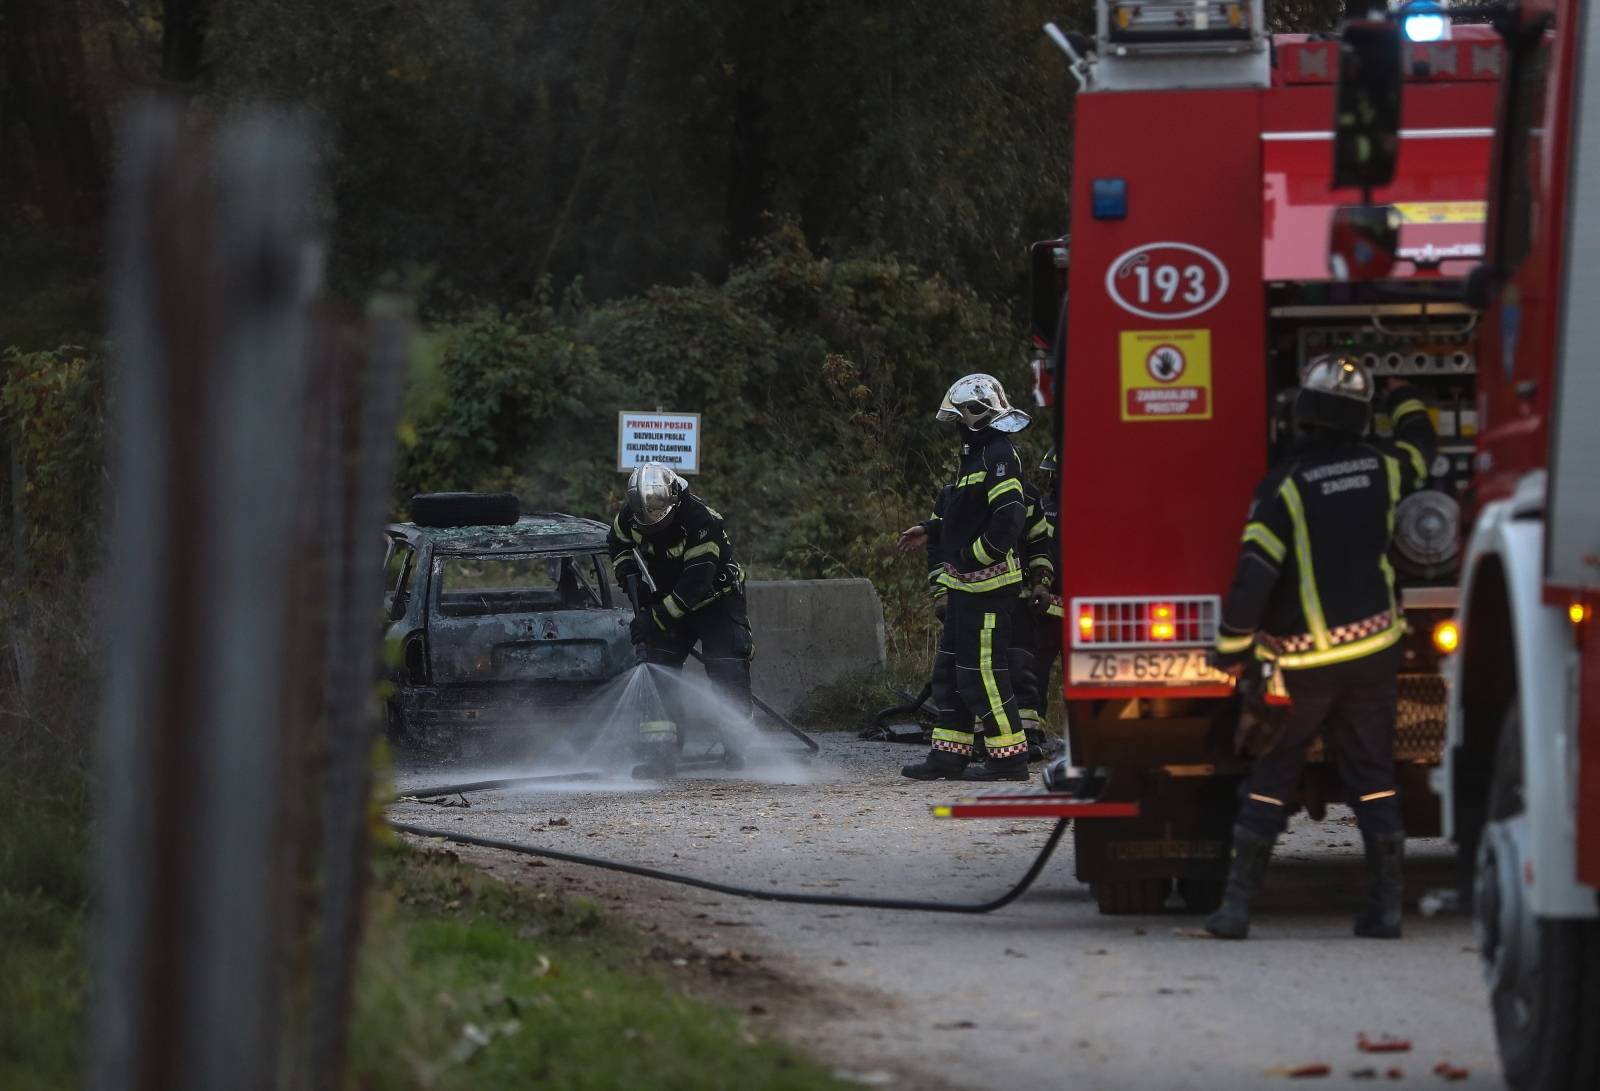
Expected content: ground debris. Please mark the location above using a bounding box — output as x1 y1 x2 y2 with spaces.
1432 1060 1470 1081
547 816 570 827
1358 1033 1413 1053
1264 1062 1332 1078
1350 1067 1378 1080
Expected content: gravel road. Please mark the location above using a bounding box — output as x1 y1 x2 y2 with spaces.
391 731 1505 1090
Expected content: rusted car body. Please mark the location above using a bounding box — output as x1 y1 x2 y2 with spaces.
382 514 633 743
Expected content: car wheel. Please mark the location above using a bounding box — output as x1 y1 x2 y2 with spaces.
1476 704 1600 1091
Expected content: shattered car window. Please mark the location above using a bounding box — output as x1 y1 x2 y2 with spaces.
437 553 606 616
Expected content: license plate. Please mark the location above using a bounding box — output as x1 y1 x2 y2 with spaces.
1069 650 1228 687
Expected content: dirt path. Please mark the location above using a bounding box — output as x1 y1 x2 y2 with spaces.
392 735 1505 1090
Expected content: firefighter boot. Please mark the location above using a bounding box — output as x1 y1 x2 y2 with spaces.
1353 832 1405 939
901 749 969 781
1205 826 1276 939
961 753 1031 781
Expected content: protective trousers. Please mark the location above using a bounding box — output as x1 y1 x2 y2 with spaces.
1236 645 1403 839
638 593 754 735
1008 596 1043 737
1033 608 1062 721
930 590 1028 760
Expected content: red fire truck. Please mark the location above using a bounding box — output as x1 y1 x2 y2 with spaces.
1324 2 1600 1085
1031 1 1500 914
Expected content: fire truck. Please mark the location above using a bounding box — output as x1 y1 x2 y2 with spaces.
1323 2 1600 1086
1030 1 1499 914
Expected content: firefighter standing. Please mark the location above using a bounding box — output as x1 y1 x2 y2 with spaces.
896 374 1033 782
1206 356 1437 940
1010 476 1048 758
1027 448 1064 726
609 462 752 771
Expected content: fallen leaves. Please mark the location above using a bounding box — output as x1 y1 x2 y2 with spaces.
1263 1062 1331 1078
1357 1033 1412 1053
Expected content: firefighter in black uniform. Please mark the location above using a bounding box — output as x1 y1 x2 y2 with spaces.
1010 477 1047 758
1027 448 1064 727
896 374 1033 782
608 462 752 770
1205 356 1437 940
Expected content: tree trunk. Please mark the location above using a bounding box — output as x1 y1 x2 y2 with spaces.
0 0 105 227
161 0 212 86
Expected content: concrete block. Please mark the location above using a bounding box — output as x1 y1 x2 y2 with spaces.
687 578 886 714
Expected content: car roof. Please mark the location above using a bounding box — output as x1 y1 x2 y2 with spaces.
387 513 610 554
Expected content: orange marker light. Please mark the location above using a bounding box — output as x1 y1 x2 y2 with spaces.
1078 607 1096 641
1432 619 1459 655
1150 603 1176 641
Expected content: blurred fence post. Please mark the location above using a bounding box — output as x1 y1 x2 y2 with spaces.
92 99 407 1091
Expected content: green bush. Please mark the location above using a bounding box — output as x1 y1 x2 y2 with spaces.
399 229 1044 660
0 345 106 583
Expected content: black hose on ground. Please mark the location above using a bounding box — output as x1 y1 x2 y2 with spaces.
391 817 1069 914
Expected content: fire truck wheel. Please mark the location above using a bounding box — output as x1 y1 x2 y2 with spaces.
1476 705 1600 1091
1092 877 1172 915
1177 878 1226 914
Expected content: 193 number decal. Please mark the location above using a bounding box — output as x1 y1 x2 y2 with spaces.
1106 242 1229 320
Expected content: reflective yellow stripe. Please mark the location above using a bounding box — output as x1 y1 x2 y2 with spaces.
1360 789 1397 802
667 541 685 558
978 612 1016 741
612 514 625 537
935 567 1023 594
972 537 995 565
1019 708 1042 725
1390 398 1426 424
1278 479 1330 651
932 805 954 818
1215 632 1254 654
683 540 720 561
1273 621 1403 669
1394 441 1427 488
956 471 986 488
662 596 686 618
1029 557 1055 572
932 727 974 745
1045 602 1064 618
1029 517 1051 538
1248 793 1284 806
1241 522 1287 564
987 477 1023 503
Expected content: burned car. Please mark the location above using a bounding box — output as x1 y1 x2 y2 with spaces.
382 492 633 747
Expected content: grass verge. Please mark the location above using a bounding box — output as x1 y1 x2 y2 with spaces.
350 838 849 1090
0 770 91 1091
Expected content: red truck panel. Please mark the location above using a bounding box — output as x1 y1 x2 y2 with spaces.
1060 89 1266 697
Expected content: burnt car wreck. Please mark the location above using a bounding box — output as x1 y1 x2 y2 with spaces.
383 492 633 748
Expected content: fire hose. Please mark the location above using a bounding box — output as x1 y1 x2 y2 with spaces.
389 817 1068 915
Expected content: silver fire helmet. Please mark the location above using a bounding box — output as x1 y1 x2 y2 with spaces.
626 462 688 526
936 373 1031 433
1294 354 1375 435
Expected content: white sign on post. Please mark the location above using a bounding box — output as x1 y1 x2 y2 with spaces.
617 411 701 474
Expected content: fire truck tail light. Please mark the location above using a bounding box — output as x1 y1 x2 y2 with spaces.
1071 596 1220 648
1431 619 1459 655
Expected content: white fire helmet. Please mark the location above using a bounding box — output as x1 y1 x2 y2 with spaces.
936 373 1031 433
626 462 688 526
1295 354 1375 435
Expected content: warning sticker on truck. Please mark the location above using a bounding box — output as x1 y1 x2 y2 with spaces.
1120 329 1212 422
